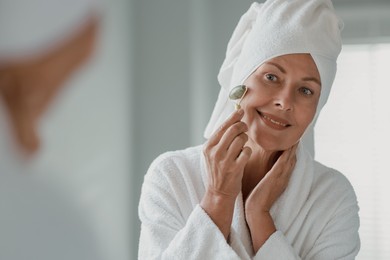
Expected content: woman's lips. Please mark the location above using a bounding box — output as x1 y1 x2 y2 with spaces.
258 111 291 130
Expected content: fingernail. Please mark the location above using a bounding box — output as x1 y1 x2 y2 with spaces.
237 109 244 116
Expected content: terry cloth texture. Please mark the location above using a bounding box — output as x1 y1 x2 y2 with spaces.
138 144 360 259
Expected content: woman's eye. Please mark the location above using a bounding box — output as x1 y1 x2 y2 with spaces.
300 87 313 96
265 74 277 81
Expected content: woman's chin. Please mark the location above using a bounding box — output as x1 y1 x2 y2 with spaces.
248 127 302 152
252 137 293 152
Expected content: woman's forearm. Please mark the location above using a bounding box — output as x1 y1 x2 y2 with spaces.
247 212 276 252
200 189 236 240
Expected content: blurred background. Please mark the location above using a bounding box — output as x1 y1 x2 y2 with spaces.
0 0 133 259
1 0 389 259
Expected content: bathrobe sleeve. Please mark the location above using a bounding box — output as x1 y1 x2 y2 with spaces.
253 171 360 260
138 153 241 260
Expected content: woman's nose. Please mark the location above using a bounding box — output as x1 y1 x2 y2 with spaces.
273 89 293 111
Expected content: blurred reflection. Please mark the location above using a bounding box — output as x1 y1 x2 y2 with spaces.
0 0 131 259
0 14 97 153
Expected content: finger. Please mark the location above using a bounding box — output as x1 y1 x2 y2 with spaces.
293 142 299 154
269 149 292 177
218 121 248 151
207 109 244 146
280 143 298 164
236 146 252 165
283 146 297 176
226 132 248 159
276 148 290 165
285 143 299 168
290 142 299 156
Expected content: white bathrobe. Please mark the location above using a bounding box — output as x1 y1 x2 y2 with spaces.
138 144 360 259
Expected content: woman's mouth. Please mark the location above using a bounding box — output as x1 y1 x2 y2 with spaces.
258 111 291 130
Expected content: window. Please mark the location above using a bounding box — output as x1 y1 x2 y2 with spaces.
315 44 390 259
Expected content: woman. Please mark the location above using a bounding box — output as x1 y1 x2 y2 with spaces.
138 0 360 259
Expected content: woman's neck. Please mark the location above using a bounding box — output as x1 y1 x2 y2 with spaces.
242 140 282 201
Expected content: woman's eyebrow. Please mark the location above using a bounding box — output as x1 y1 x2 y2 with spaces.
302 76 321 86
264 62 286 73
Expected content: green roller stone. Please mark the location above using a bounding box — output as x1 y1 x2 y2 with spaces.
229 85 247 100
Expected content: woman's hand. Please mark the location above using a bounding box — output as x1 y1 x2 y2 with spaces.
200 109 252 239
203 109 252 199
245 143 298 251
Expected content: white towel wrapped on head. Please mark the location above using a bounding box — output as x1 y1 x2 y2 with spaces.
204 0 343 145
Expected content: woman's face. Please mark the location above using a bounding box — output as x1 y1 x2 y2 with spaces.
241 53 321 151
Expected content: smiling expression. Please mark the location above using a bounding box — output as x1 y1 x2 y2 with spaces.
241 53 321 151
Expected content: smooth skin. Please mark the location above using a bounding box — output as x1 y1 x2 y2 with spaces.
201 54 321 252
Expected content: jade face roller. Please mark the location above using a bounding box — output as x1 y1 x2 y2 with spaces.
229 85 248 110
